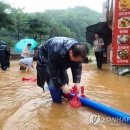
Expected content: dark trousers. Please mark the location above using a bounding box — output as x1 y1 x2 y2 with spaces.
95 51 103 69
37 66 68 103
37 66 69 89
0 56 7 70
37 66 50 90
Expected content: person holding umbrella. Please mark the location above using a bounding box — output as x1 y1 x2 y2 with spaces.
37 37 87 103
93 32 104 70
21 43 31 59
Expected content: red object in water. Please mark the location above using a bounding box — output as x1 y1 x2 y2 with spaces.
64 93 71 100
22 77 26 81
69 85 82 108
22 77 37 82
80 86 88 98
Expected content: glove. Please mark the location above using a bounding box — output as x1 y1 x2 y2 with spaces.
61 84 71 94
73 83 81 92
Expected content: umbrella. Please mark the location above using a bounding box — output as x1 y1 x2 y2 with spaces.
86 22 112 46
15 38 38 52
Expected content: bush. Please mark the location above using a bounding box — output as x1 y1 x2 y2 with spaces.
0 36 17 47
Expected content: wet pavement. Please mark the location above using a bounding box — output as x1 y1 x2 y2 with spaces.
0 60 130 130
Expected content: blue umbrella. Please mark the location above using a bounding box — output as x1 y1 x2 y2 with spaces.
15 38 38 52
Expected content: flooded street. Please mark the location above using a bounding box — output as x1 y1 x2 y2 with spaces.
0 60 130 130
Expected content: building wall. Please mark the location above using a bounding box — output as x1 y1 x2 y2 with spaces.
101 1 108 22
107 0 130 75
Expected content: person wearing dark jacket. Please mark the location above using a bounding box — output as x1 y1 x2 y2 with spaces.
37 37 87 103
0 40 10 71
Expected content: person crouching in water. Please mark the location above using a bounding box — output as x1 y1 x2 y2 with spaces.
36 37 87 103
19 57 37 72
93 32 104 70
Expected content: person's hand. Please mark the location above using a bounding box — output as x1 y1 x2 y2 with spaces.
32 64 34 68
26 66 29 72
26 66 31 72
74 83 81 92
61 84 71 94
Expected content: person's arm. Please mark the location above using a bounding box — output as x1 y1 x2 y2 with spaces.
93 42 95 53
23 48 30 56
99 38 104 46
37 47 45 65
28 58 33 68
70 61 82 84
31 62 34 68
5 47 11 56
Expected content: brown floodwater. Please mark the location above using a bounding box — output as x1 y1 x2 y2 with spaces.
0 60 130 130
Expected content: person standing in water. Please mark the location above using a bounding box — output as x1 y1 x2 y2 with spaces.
0 40 10 71
93 32 104 70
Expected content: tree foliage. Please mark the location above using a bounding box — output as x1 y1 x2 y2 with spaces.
43 6 100 42
0 1 13 29
0 1 100 47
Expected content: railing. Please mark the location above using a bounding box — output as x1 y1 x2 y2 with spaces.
10 48 34 55
10 48 35 60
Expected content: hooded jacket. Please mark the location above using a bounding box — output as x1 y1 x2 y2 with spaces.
37 37 82 88
0 41 10 60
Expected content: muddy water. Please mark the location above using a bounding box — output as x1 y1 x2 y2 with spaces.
0 60 130 130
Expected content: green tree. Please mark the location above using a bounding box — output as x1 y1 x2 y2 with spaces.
26 13 51 43
0 3 101 47
44 6 101 42
10 8 28 41
0 1 13 29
